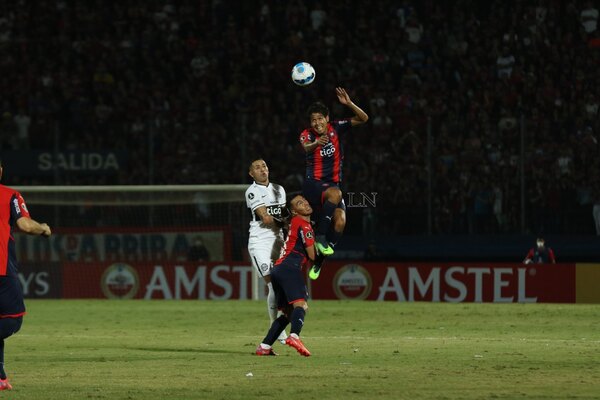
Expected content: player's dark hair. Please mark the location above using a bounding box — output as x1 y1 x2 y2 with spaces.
249 158 265 171
307 102 329 118
286 196 297 214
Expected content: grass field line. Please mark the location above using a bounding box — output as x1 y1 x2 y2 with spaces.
239 335 600 344
17 333 600 345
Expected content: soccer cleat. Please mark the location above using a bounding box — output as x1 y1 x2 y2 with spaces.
277 330 288 345
0 379 12 390
308 264 322 280
309 252 325 280
255 345 278 356
285 336 311 357
315 242 334 256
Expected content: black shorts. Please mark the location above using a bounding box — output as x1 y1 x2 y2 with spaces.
0 276 25 318
271 261 308 309
302 179 347 213
0 316 22 340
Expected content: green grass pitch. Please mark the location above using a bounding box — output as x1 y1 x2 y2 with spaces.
4 300 600 399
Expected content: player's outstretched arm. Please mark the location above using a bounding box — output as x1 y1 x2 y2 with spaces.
336 87 369 126
17 217 51 237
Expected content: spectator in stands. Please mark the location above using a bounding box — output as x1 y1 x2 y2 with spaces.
364 241 380 261
496 46 516 79
581 1 599 34
523 237 556 264
187 236 210 262
13 108 30 150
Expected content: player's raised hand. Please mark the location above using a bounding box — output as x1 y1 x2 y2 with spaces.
336 87 352 105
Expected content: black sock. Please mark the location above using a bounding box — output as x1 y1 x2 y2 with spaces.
313 252 325 271
326 228 343 248
0 339 5 380
290 307 306 336
262 315 289 346
317 201 337 241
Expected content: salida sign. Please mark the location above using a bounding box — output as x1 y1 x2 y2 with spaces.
0 150 127 176
309 262 576 303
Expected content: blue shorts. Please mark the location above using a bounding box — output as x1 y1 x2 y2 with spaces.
271 260 308 309
302 179 347 212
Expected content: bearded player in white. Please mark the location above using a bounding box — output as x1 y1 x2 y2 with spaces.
246 158 288 344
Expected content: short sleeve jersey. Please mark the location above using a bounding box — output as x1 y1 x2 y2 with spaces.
0 184 30 317
275 216 314 268
245 182 286 244
299 119 351 183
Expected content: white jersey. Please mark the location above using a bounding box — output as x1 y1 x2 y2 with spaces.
246 181 286 245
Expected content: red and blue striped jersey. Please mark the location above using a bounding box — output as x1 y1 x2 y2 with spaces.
299 119 351 183
275 216 314 268
0 184 29 317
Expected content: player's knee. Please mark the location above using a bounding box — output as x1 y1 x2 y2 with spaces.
294 301 308 312
325 188 343 204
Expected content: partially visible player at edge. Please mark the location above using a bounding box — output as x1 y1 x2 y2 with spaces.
299 87 369 279
245 159 288 344
0 158 52 390
255 195 315 357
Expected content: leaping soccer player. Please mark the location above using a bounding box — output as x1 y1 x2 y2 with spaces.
299 87 369 279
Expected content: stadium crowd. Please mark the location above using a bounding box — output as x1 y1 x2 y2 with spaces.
0 0 598 235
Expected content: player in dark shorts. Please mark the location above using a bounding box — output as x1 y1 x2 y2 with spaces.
255 195 315 357
299 87 369 279
0 158 52 390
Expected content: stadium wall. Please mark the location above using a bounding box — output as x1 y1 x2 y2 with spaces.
19 261 600 303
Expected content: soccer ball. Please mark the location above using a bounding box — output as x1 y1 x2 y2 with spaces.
291 62 316 86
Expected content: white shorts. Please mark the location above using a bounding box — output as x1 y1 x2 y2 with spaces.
248 238 284 278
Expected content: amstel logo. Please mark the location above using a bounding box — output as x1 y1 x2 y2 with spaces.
333 264 372 300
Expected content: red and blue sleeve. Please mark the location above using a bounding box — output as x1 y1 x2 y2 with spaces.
301 222 315 248
10 192 30 223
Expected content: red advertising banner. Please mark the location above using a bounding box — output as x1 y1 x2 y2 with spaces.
22 261 585 303
62 262 253 300
308 262 576 303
